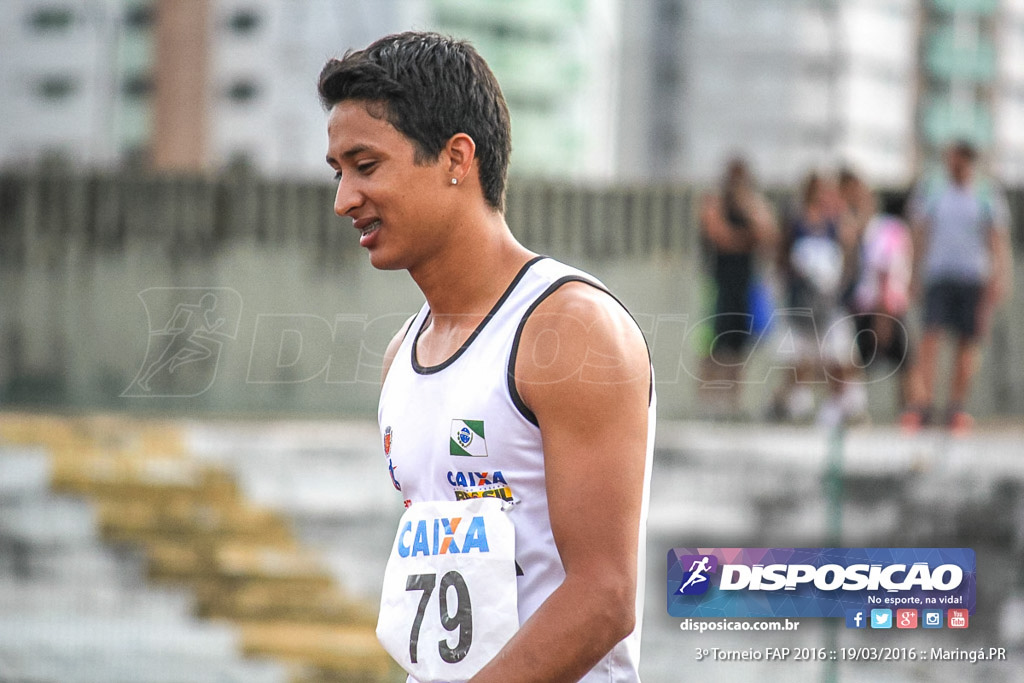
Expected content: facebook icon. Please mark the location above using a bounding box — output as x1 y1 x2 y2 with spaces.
845 609 867 629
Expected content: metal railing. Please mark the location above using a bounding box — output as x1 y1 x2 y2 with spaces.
2 171 1022 260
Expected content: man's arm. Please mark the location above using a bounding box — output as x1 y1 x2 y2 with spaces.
907 190 930 301
700 193 750 253
381 315 416 384
470 281 651 683
973 226 1012 338
989 227 1013 302
747 193 779 253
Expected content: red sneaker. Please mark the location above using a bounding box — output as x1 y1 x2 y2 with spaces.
900 406 930 433
948 410 974 436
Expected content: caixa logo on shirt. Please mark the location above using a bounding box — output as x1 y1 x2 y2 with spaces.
447 470 515 503
397 515 490 557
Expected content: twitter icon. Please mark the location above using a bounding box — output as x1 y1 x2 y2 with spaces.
871 609 892 629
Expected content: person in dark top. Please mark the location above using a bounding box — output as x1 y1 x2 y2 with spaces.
699 157 778 417
770 171 864 425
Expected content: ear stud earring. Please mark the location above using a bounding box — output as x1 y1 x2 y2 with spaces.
451 178 458 185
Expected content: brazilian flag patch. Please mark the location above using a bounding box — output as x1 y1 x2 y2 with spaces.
450 419 487 457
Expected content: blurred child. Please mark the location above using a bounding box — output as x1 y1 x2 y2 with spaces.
770 171 865 426
850 193 913 409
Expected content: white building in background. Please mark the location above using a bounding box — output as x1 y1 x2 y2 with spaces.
1 0 1021 185
832 0 919 184
619 0 919 187
209 0 622 180
0 0 415 176
0 0 152 168
429 0 623 180
996 0 1024 184
207 0 412 178
0 0 620 181
0 0 416 176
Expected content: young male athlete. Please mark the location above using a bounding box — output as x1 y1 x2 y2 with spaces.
319 32 655 683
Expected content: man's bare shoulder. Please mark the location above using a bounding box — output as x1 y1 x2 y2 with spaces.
515 280 649 392
381 314 416 385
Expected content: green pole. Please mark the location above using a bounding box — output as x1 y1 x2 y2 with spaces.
823 424 845 683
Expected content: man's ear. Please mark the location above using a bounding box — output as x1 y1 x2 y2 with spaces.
444 133 476 184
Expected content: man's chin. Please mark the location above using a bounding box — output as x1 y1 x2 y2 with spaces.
367 250 406 271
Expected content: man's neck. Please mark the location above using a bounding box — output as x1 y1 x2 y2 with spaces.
951 171 973 188
409 213 534 325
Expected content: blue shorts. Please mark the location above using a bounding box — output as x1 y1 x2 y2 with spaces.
923 280 984 340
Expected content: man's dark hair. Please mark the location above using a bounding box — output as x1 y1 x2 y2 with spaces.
837 165 860 187
951 139 978 162
318 32 512 212
800 171 823 208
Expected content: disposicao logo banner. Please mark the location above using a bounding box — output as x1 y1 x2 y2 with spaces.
667 548 976 618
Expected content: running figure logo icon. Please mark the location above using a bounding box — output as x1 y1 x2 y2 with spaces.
123 288 242 397
675 554 718 595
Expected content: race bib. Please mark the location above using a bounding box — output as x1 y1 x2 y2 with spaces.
377 498 519 683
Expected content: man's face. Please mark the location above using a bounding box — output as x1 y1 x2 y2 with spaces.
839 178 858 205
946 148 974 185
809 177 841 217
326 100 454 271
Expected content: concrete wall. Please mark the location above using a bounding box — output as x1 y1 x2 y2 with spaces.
2 171 1022 420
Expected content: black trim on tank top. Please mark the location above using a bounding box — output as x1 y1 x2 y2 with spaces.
397 314 416 343
507 276 654 427
411 255 547 375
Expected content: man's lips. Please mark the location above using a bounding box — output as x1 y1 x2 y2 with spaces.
352 217 380 234
354 218 381 246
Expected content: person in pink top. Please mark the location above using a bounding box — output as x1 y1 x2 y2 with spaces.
850 193 914 411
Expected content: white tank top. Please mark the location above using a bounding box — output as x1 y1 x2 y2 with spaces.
378 256 656 682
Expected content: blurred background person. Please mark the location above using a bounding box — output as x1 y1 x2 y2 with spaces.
902 140 1014 432
698 157 778 419
770 170 865 426
837 166 876 311
850 192 914 412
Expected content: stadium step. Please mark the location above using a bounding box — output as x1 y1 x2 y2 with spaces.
238 621 391 681
0 412 398 683
96 497 293 545
196 583 376 625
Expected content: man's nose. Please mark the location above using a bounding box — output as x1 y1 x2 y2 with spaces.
334 176 360 217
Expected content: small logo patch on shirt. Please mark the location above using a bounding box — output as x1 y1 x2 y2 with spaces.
450 419 487 457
